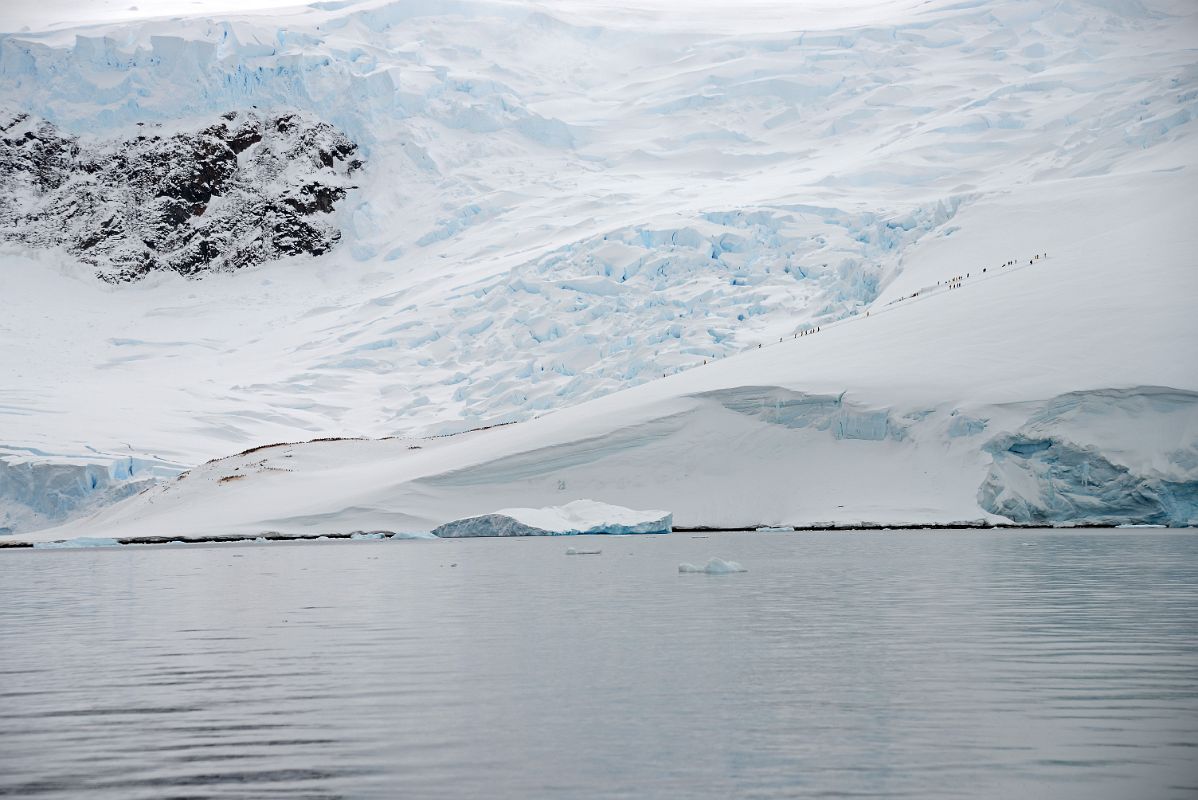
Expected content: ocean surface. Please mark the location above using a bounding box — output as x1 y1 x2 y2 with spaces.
1 529 1195 799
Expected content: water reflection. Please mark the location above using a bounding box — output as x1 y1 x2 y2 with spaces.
0 531 1195 798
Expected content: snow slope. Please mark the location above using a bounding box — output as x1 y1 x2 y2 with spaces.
22 163 1198 542
2 0 1197 535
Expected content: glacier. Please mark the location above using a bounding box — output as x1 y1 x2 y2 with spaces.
0 455 167 535
978 388 1198 526
1 0 1196 538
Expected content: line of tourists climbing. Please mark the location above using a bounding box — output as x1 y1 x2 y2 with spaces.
686 251 1051 377
938 252 1048 289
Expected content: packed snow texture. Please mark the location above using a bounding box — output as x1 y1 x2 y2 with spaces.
432 499 672 537
679 558 746 574
1 0 1197 535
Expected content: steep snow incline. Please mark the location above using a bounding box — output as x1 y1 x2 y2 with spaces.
1 0 1196 533
22 166 1198 542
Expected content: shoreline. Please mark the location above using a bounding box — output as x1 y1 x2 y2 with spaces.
0 521 1185 549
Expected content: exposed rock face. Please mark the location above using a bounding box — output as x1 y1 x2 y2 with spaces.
0 109 361 281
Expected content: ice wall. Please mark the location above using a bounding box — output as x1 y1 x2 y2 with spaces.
0 30 402 148
0 457 164 535
978 388 1198 526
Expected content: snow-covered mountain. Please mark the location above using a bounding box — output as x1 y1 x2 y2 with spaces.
2 0 1196 537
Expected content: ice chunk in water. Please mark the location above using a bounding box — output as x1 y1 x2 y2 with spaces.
434 499 672 537
33 537 121 549
679 557 746 574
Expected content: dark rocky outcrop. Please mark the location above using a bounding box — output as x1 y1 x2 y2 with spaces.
0 109 361 281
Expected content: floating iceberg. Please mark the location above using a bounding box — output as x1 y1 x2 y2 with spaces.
565 547 602 555
679 557 746 574
433 499 672 538
32 537 122 549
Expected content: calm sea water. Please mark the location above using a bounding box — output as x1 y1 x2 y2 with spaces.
1 530 1195 799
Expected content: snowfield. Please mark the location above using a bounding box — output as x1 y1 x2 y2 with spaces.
1 0 1196 539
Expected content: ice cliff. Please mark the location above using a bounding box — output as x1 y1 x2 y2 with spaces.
978 389 1198 527
0 456 165 535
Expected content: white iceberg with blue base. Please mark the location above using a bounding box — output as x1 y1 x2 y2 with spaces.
433 500 671 538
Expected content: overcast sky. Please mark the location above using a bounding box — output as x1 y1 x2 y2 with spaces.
0 0 911 35
2 0 316 31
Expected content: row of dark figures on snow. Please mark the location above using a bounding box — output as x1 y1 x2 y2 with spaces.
691 322 825 370
888 252 1051 303
677 252 1050 377
790 327 819 341
940 252 1049 290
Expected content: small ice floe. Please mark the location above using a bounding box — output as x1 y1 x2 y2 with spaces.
33 537 122 549
679 557 746 574
390 531 437 540
565 547 602 555
350 532 387 540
